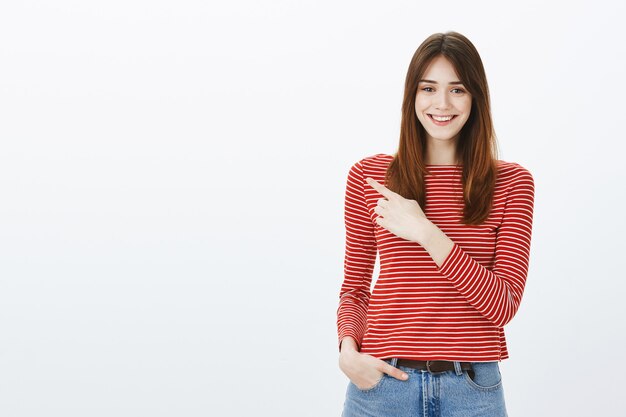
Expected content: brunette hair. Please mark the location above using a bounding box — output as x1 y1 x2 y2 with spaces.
385 31 498 225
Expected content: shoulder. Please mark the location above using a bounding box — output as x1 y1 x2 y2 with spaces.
496 160 534 199
353 153 394 171
348 153 394 177
496 160 534 186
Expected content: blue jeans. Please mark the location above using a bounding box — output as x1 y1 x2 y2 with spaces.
341 358 508 417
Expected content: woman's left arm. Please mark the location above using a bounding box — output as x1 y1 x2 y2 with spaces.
366 166 535 328
421 167 535 327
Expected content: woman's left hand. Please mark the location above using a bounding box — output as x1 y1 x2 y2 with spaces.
365 177 434 246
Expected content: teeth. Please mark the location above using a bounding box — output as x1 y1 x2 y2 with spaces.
431 114 454 121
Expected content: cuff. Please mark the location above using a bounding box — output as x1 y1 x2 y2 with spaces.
437 242 463 277
338 332 362 352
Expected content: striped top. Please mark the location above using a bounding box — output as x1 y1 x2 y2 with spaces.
336 153 535 362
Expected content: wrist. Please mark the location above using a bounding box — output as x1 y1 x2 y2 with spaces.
340 336 359 353
419 221 455 268
415 217 438 247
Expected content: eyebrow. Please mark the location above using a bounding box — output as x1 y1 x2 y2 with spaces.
418 79 464 85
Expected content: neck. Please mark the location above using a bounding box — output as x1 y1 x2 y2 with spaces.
424 136 460 165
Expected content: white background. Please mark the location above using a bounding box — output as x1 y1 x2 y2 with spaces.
1 1 624 416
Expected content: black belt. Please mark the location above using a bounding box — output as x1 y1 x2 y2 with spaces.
391 359 473 374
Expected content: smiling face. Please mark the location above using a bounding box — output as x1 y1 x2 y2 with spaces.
415 55 472 148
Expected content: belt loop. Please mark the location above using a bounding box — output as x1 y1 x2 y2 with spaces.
390 357 398 367
453 361 463 376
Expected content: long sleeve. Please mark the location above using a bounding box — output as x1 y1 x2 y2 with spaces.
336 159 378 352
436 165 535 328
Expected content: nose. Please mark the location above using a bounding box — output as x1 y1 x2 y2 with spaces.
435 91 451 110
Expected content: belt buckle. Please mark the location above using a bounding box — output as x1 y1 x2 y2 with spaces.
426 360 444 374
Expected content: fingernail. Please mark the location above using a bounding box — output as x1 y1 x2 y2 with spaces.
402 373 408 379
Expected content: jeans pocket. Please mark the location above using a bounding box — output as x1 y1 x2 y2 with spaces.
352 372 387 392
463 361 502 392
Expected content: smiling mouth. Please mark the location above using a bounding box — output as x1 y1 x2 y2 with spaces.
428 114 457 121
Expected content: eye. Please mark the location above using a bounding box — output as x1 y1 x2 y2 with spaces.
421 87 434 92
452 88 465 94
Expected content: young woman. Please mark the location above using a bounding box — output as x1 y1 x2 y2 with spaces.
337 31 535 417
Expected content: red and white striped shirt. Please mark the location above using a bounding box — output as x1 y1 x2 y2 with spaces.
337 153 535 362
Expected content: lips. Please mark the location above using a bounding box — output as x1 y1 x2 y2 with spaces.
427 114 457 126
428 114 457 121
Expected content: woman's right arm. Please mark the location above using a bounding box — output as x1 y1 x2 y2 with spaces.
336 160 408 387
336 159 377 353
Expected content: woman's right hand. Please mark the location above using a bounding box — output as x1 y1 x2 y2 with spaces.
338 344 409 390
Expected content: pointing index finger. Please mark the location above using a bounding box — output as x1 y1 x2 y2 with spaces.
365 177 395 199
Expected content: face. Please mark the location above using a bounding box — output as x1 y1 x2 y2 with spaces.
415 55 472 145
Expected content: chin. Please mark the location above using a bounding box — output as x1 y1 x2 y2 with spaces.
429 133 460 141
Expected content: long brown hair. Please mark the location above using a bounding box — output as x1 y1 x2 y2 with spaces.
386 31 498 225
